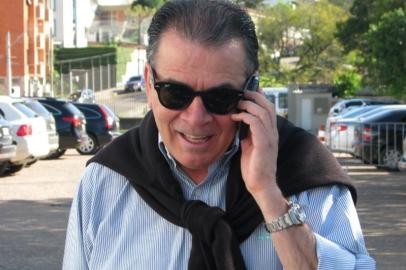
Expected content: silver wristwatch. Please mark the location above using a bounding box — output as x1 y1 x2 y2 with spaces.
264 201 306 233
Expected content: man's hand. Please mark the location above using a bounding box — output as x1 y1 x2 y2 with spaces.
231 90 285 210
232 91 318 270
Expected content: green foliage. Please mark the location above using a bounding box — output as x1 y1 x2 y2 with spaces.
54 47 117 74
259 74 285 88
131 0 165 9
116 47 134 83
257 0 348 84
337 0 406 97
333 69 362 97
233 0 264 8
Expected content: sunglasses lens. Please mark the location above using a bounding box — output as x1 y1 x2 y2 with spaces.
156 82 194 110
203 88 243 114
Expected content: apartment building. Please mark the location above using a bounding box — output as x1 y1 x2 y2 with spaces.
0 0 53 96
52 0 97 48
87 0 133 44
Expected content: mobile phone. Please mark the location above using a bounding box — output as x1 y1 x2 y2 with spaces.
238 74 259 140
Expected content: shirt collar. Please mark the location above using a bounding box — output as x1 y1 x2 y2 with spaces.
158 134 240 186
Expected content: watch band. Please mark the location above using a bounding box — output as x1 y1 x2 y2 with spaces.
264 201 306 233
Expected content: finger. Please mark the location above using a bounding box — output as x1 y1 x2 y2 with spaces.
231 111 278 145
243 91 277 128
238 99 272 133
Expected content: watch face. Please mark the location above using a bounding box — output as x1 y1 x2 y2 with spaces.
297 210 306 223
289 203 306 224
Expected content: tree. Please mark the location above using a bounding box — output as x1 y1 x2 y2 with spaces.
365 8 406 97
234 0 264 8
131 0 165 9
257 0 348 85
257 3 297 83
337 0 406 97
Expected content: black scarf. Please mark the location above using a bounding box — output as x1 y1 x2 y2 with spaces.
88 112 356 270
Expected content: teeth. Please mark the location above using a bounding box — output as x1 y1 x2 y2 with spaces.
184 134 209 142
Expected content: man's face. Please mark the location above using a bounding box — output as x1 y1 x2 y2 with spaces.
145 30 247 181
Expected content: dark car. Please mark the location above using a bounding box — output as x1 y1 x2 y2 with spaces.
0 114 17 175
23 98 59 156
73 102 121 155
35 98 88 159
124 75 145 92
353 106 406 170
328 98 400 117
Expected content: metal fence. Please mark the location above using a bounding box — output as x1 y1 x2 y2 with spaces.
53 53 117 98
326 122 406 169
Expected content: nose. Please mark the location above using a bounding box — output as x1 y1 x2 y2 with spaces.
180 96 212 124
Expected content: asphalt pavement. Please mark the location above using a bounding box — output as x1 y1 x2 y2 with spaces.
0 150 405 269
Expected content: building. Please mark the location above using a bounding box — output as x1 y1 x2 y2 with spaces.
87 0 133 44
52 0 97 48
287 84 333 134
0 0 53 97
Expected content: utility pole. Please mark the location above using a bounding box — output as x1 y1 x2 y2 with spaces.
6 31 13 96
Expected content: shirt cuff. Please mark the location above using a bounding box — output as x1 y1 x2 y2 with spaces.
315 233 356 269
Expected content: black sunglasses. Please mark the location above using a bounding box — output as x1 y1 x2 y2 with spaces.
150 67 249 115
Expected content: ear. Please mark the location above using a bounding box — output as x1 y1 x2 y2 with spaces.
144 64 153 108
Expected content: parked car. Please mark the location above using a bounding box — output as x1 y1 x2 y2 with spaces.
0 114 17 175
72 102 121 155
22 98 59 156
0 96 50 173
124 75 145 92
353 106 406 170
328 98 399 117
262 87 288 118
36 98 88 159
326 105 382 151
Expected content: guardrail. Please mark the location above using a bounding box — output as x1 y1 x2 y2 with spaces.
326 122 406 170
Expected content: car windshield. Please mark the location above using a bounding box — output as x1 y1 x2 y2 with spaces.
265 93 275 104
25 101 51 117
13 102 38 118
279 93 288 109
130 76 142 81
65 103 84 117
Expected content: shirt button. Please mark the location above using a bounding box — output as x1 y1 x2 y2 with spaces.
194 190 202 197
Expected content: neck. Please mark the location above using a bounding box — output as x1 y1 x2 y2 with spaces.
181 166 208 185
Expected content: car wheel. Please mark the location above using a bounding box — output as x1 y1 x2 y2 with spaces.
45 148 67 159
7 164 24 174
0 162 8 176
76 135 98 155
380 147 402 171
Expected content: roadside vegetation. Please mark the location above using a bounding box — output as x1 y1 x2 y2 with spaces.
129 0 406 101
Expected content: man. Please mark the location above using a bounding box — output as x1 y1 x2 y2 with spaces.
63 1 375 269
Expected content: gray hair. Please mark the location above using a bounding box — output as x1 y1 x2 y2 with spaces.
146 0 259 76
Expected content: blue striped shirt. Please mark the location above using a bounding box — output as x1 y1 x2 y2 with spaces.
63 139 375 270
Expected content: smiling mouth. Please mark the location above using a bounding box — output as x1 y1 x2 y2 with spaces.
181 133 212 144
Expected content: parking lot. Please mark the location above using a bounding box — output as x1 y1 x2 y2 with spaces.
0 150 405 269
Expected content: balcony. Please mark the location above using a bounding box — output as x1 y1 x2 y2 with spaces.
37 3 45 20
37 34 45 49
38 48 45 62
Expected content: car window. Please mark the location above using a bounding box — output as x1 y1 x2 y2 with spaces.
130 76 142 81
368 110 406 123
342 105 380 118
13 102 37 118
25 101 51 117
101 104 115 116
279 93 288 109
346 101 363 107
0 108 5 118
76 106 101 119
65 103 84 117
265 93 275 104
41 103 62 116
